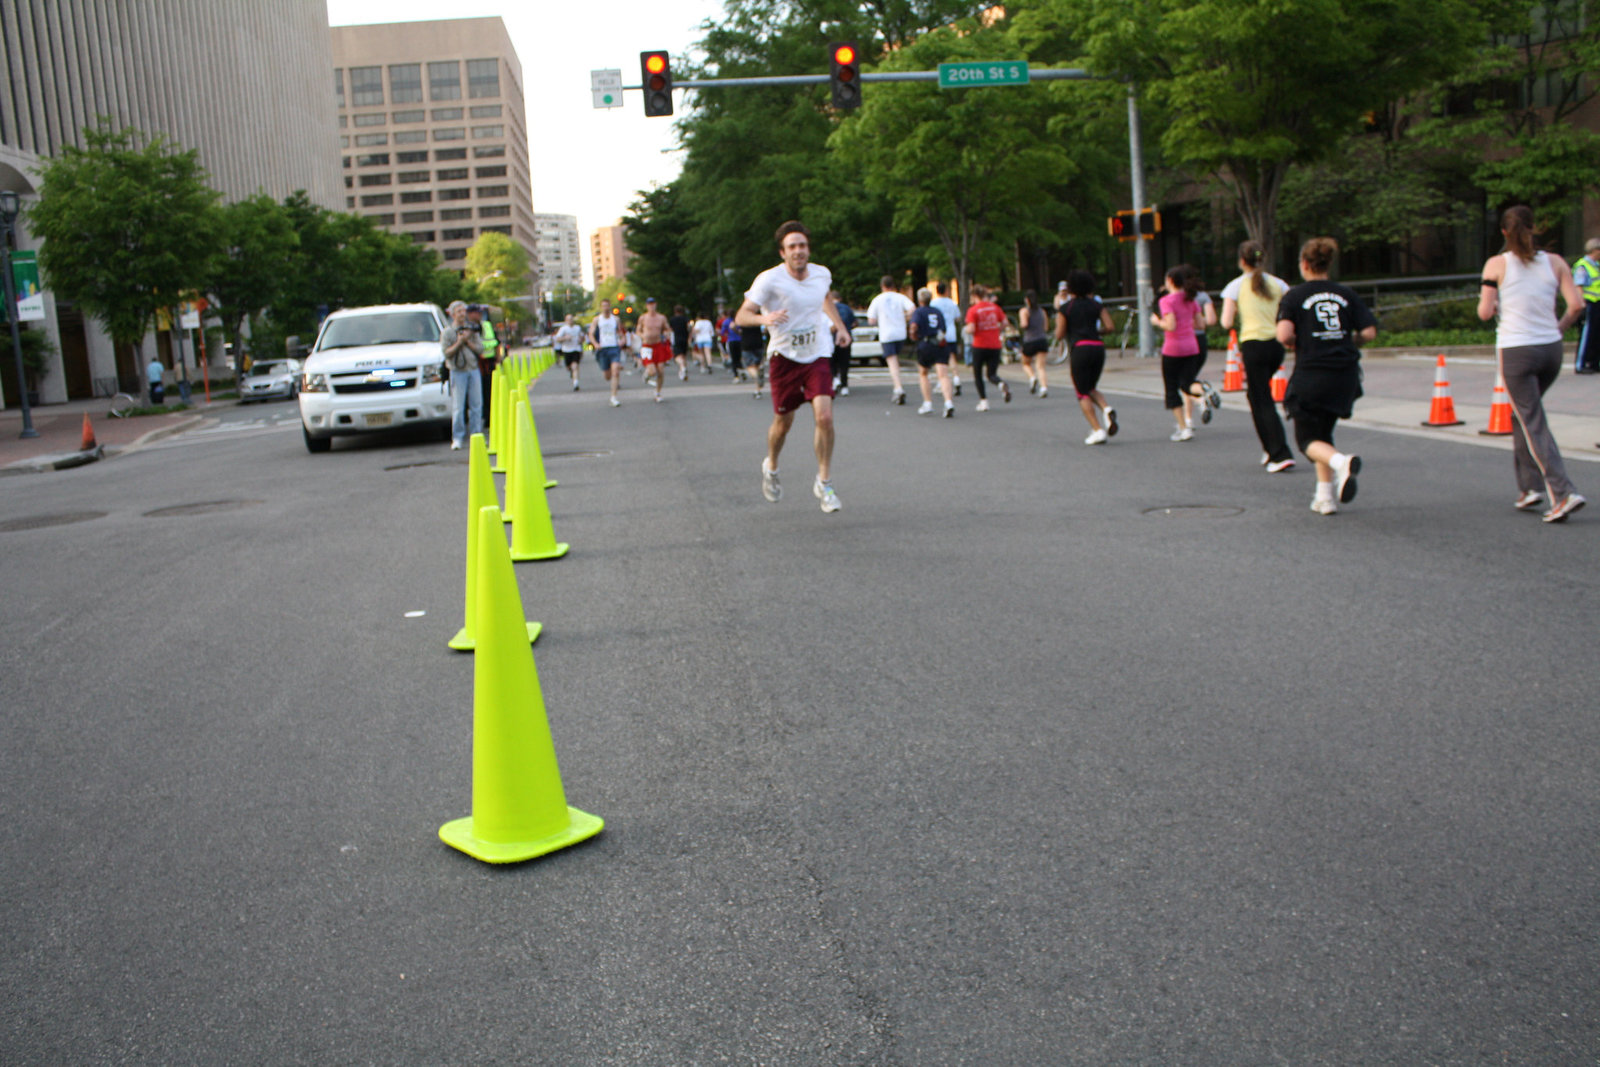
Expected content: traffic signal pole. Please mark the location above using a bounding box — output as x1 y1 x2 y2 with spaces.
1127 84 1155 360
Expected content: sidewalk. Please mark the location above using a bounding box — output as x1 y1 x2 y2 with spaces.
0 395 212 475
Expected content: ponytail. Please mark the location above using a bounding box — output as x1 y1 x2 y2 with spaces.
1500 204 1537 264
1239 240 1270 300
1166 265 1200 299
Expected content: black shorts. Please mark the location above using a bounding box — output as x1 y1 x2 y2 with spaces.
1161 354 1203 409
916 343 949 368
562 351 581 367
1022 338 1050 357
1069 340 1105 397
1290 406 1338 453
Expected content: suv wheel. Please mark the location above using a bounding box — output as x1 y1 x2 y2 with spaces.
303 424 331 453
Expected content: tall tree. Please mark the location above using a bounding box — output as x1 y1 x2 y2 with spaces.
463 231 531 307
27 124 221 367
207 193 299 364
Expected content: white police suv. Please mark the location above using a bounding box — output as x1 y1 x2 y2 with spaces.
298 303 451 453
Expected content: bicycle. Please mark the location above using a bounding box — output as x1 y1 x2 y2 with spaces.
1049 306 1140 363
108 392 138 418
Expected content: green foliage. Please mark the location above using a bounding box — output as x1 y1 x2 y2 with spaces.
546 282 589 322
16 324 56 385
27 124 221 349
463 231 530 308
208 193 299 359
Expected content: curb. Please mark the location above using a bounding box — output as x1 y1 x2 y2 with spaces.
0 444 104 476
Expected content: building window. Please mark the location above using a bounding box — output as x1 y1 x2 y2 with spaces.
436 167 468 181
433 128 465 141
338 115 347 128
467 59 499 98
400 191 433 204
409 231 436 243
353 113 385 127
439 188 472 201
475 165 507 179
401 210 435 224
479 205 511 218
367 213 396 226
473 144 505 158
440 207 473 221
389 63 423 104
481 224 511 236
356 153 390 167
346 196 355 208
340 136 350 148
431 107 463 121
429 61 461 101
471 125 503 139
360 194 394 207
443 248 467 261
353 133 388 147
398 170 430 184
393 131 427 145
342 156 351 168
334 68 344 107
469 104 502 119
434 148 467 161
344 176 353 188
396 150 429 164
441 227 475 241
477 185 508 199
350 66 383 107
392 109 424 124
358 174 391 187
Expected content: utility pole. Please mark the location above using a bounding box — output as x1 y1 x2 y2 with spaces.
1127 84 1155 359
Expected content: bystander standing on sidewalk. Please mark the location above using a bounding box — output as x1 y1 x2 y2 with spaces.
441 300 483 450
146 356 165 406
1571 236 1600 375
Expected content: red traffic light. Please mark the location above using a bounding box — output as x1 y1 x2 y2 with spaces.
829 41 862 110
833 44 855 66
1108 208 1160 241
645 54 666 75
640 51 673 117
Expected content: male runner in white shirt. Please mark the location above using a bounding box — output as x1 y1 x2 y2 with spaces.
866 275 914 405
736 220 853 514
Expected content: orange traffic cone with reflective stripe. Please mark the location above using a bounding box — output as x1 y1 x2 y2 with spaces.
1422 354 1465 427
1221 331 1245 392
80 413 98 451
1270 362 1289 403
1479 370 1514 436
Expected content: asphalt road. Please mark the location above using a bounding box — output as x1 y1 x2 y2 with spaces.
1 369 1596 1065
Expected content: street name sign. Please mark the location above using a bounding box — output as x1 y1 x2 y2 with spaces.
591 69 623 109
938 61 1030 89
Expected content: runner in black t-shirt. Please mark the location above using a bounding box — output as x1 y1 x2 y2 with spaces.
1276 237 1377 515
669 307 691 380
1055 270 1118 444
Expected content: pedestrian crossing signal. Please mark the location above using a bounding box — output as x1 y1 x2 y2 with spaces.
641 51 673 117
1108 208 1160 241
829 42 861 111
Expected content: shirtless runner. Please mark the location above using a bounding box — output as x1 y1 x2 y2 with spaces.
637 297 673 402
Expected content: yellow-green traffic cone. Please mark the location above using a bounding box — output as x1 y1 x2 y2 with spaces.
450 435 539 652
516 394 558 490
509 398 569 562
439 505 602 863
487 366 503 458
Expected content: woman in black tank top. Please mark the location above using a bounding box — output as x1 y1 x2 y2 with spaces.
1054 270 1118 445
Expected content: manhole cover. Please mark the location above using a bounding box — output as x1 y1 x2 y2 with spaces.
0 511 108 533
1142 505 1245 518
143 500 263 518
544 449 612 459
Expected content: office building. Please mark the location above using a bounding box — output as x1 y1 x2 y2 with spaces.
329 18 537 292
535 214 584 292
0 0 343 405
591 220 632 289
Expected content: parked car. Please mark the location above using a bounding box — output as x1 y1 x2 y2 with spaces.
297 303 450 453
239 358 301 403
848 323 885 366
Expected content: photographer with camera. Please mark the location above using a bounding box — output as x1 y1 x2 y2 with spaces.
442 300 484 450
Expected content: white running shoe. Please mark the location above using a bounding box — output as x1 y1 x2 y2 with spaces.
1311 496 1338 515
1542 492 1586 523
1085 428 1109 445
654 393 663 403
572 380 580 391
893 389 907 406
1103 407 1117 436
450 441 462 450
1266 458 1296 473
832 376 841 389
917 401 934 415
1514 489 1545 511
814 477 841 513
976 399 990 412
943 403 955 418
678 368 688 380
839 386 849 396
609 396 621 407
1260 452 1271 466
1038 387 1048 398
762 462 782 503
1332 454 1361 503
1171 427 1194 442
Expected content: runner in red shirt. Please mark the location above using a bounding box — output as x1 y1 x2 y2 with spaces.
964 287 1014 400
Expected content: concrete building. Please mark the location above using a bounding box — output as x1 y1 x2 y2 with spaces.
535 214 584 293
329 18 537 296
0 0 343 406
591 220 632 289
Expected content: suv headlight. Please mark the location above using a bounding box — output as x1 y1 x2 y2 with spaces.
301 371 328 393
421 361 444 384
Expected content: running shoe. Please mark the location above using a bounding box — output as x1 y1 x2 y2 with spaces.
1204 381 1222 408
894 389 907 406
572 380 580 391
754 388 763 399
1085 428 1108 445
1542 493 1586 523
1310 496 1338 515
814 477 842 513
954 380 962 397
1171 427 1194 442
1028 378 1038 395
1260 453 1271 467
654 393 663 403
1038 388 1049 398
678 368 688 380
1200 405 1212 425
840 386 849 397
917 401 934 415
1266 458 1297 473
762 463 782 503
943 403 955 418
1001 381 1012 403
1514 489 1545 511
976 399 990 412
833 376 841 389
1333 454 1361 503
609 396 621 407
1104 407 1118 436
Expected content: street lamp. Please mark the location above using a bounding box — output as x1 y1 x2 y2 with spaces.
0 189 38 439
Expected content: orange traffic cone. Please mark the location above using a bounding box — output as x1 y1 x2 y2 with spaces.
1221 331 1245 392
1479 370 1514 436
80 412 98 451
1421 354 1465 427
1270 362 1289 403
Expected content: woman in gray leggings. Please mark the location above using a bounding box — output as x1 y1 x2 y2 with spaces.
1477 204 1588 523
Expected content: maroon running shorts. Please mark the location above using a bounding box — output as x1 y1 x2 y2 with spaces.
769 353 834 415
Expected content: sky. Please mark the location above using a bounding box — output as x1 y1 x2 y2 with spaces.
326 0 711 289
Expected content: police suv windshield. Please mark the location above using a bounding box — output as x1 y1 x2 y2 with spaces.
317 312 440 350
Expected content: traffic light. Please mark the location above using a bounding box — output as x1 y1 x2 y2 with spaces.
829 42 861 110
640 51 672 117
1108 208 1161 241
